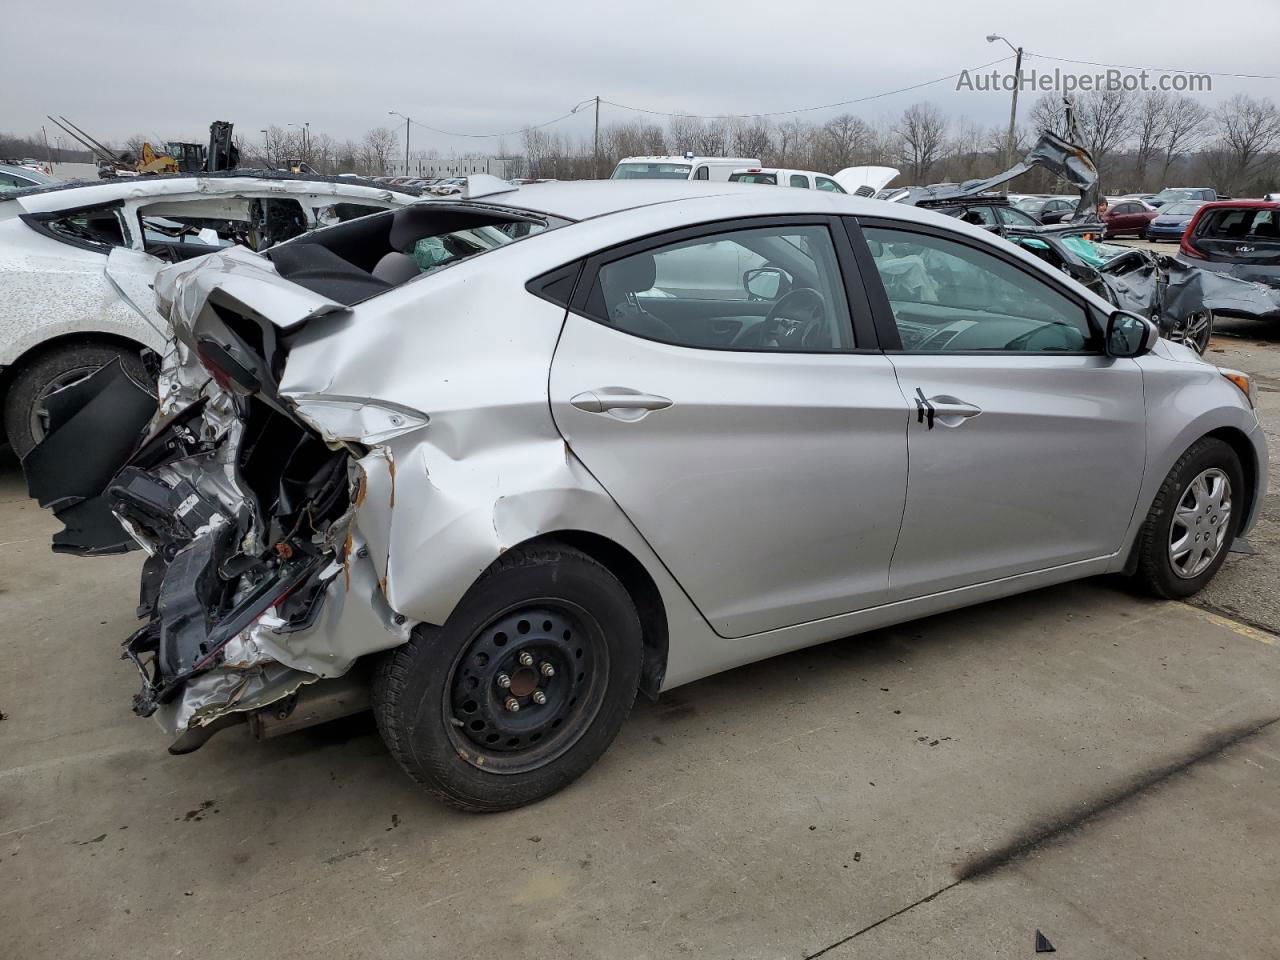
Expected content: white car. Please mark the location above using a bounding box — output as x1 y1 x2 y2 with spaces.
728 167 848 192
610 156 761 182
0 173 419 455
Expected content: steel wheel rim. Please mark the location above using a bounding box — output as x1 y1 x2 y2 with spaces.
1168 467 1232 579
1172 311 1212 354
28 365 101 444
443 598 609 774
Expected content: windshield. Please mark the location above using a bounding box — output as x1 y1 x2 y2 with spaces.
611 162 692 180
1015 198 1047 212
729 172 778 185
1162 202 1204 216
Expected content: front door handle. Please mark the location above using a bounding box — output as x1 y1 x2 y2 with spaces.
570 389 673 416
914 390 982 429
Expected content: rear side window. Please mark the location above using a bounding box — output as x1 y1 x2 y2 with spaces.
789 174 810 188
582 223 855 352
26 202 127 252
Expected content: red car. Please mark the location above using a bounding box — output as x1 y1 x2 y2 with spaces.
1101 197 1158 238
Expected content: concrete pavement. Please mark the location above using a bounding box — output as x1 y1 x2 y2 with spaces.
3 440 1279 958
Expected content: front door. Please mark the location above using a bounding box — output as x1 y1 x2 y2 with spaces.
852 220 1147 600
549 218 909 638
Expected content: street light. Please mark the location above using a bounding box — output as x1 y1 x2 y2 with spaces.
389 111 410 176
986 33 1024 187
260 129 268 168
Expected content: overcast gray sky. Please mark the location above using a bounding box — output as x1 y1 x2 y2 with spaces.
5 0 1278 154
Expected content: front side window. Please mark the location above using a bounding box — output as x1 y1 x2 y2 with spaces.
0 171 35 193
693 166 709 180
585 224 854 352
995 205 1037 226
789 174 810 188
815 177 846 194
862 226 1094 353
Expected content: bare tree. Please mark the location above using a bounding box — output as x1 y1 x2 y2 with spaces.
1075 88 1136 167
691 119 730 157
820 113 872 171
358 127 398 176
1213 94 1280 193
1028 94 1067 136
1160 96 1212 179
895 102 948 182
1131 90 1171 188
731 118 773 163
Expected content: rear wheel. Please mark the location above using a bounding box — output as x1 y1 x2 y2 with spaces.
373 545 643 812
1134 438 1243 599
3 342 148 458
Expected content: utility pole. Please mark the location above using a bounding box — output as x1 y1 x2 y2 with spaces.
41 125 52 170
593 95 600 179
389 111 411 176
987 33 1023 192
304 122 310 165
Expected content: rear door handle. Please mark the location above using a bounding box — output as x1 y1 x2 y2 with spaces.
570 389 673 415
914 390 982 429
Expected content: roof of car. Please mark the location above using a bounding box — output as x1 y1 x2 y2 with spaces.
0 163 58 185
1 169 422 212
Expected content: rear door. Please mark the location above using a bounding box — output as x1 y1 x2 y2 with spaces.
849 217 1146 600
548 216 910 637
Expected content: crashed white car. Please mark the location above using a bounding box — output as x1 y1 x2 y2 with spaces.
0 173 417 455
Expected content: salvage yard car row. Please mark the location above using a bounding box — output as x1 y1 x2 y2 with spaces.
8 167 1268 812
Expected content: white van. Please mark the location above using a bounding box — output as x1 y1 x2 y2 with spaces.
610 155 761 182
729 167 848 192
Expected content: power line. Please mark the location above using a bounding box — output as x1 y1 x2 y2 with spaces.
404 108 580 140
601 55 1016 120
393 55 1015 140
1026 51 1278 82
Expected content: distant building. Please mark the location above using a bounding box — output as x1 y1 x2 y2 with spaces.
401 156 526 179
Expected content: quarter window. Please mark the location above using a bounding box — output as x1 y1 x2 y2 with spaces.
584 224 854 352
862 227 1094 353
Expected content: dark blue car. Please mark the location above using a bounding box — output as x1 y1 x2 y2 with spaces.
1146 200 1207 241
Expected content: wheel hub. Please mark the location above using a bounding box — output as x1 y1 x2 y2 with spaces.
450 606 595 754
1168 467 1232 579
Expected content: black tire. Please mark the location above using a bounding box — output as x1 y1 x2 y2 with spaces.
1134 437 1244 599
373 545 643 812
3 341 148 458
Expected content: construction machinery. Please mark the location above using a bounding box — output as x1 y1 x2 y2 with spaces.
46 116 239 178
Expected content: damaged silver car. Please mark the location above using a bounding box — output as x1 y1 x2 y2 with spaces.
24 176 1268 811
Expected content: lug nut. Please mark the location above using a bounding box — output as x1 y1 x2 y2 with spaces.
539 661 555 678
532 690 547 705
518 651 534 667
496 673 512 689
504 697 520 712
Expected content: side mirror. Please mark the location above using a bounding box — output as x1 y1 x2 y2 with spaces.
743 266 785 300
1106 310 1159 358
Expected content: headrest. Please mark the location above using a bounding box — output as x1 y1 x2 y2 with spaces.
605 254 656 296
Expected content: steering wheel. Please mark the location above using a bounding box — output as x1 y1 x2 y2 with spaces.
761 287 829 349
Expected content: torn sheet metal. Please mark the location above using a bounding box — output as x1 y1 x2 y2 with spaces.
1003 222 1280 346
898 131 1100 220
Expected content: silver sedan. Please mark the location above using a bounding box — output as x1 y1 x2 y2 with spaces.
26 177 1267 811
